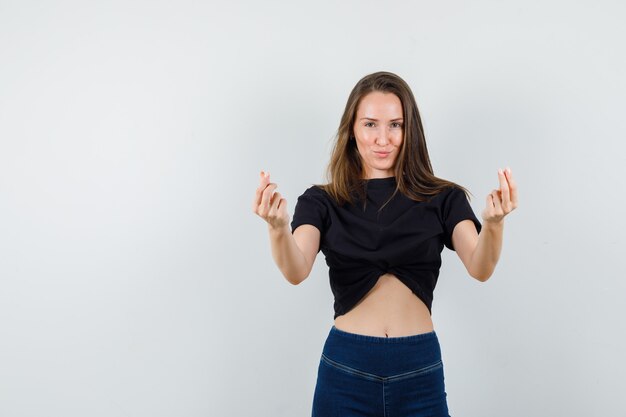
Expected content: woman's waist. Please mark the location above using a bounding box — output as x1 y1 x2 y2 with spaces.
321 324 442 377
333 273 434 338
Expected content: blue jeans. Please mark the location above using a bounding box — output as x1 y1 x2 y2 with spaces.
312 326 451 417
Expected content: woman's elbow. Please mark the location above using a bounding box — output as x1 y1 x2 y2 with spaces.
285 271 309 285
470 269 493 282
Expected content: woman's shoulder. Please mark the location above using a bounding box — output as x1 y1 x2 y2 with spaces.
299 183 327 196
296 184 331 203
432 184 463 198
298 183 350 209
405 183 468 211
423 184 473 215
408 182 456 199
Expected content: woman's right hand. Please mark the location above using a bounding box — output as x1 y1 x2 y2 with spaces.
252 170 290 231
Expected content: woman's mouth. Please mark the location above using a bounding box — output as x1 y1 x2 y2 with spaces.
374 151 390 158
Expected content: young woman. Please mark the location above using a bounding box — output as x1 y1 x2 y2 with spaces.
252 71 518 417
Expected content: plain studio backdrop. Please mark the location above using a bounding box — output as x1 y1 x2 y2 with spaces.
1 1 624 416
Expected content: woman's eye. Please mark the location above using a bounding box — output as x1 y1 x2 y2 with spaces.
364 122 402 128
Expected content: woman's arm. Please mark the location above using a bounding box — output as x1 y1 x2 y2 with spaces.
453 167 518 281
268 224 320 285
253 171 320 285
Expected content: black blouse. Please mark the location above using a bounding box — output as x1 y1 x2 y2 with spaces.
290 176 482 319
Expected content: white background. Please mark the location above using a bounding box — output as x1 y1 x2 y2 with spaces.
1 1 624 416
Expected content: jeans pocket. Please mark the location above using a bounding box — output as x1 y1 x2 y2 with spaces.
320 353 382 382
386 360 443 382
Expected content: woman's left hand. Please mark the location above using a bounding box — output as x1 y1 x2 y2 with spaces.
482 167 518 224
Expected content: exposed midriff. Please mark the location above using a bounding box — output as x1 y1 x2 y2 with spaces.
333 273 434 337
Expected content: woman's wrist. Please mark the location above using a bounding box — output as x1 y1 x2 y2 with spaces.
268 223 291 237
481 218 504 232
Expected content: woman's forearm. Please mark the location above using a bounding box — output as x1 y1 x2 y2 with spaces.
268 225 309 285
468 221 504 281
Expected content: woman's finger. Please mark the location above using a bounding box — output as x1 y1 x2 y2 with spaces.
269 191 281 211
491 189 503 215
486 193 494 209
260 183 278 212
497 168 511 210
253 171 271 210
504 167 518 209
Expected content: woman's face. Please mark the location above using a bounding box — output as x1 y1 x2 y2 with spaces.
353 91 404 179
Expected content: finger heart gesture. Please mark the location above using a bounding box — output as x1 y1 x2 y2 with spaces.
482 167 518 224
252 170 290 231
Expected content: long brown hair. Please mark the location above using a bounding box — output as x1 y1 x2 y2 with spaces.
317 71 472 209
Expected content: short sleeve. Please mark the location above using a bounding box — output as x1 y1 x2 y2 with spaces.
442 187 482 251
290 186 328 236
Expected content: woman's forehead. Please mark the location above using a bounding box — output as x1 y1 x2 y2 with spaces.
357 92 403 119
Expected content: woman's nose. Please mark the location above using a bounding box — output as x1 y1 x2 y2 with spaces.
376 129 389 145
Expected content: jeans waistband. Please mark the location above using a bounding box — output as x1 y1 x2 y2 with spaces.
322 325 443 377
330 325 438 344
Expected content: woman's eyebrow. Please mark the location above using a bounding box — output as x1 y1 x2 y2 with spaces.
360 117 404 121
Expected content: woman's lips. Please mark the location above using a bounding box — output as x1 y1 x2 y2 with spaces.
374 151 390 157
